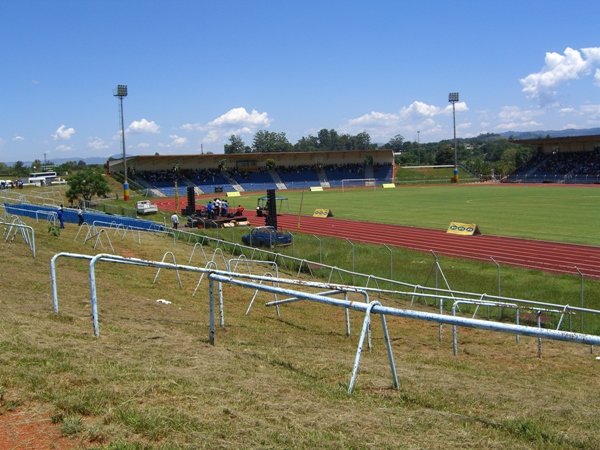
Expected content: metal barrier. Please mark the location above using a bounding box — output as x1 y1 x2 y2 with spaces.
1 218 36 258
50 252 600 394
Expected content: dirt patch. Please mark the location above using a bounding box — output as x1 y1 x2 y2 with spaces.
0 408 75 450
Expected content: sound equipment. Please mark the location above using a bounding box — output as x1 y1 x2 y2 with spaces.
187 186 195 215
265 189 277 228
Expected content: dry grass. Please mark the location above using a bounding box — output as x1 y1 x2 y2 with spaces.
1 216 600 449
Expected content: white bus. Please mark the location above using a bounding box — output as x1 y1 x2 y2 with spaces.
28 171 57 185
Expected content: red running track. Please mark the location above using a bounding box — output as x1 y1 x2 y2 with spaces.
274 214 600 280
152 198 600 279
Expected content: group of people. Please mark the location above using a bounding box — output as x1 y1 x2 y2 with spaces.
0 180 23 189
205 198 231 219
203 198 245 220
56 204 85 229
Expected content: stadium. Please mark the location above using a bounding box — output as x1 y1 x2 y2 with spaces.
2 142 600 448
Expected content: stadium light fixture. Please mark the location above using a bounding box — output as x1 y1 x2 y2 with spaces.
114 85 129 200
448 92 459 182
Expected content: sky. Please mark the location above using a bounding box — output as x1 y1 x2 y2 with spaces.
1 0 600 163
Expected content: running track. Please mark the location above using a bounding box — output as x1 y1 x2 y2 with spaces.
153 197 600 279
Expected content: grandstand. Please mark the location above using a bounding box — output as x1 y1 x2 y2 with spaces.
505 135 600 184
107 150 395 196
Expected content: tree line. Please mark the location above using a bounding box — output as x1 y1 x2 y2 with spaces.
0 131 535 181
224 129 535 178
0 159 91 178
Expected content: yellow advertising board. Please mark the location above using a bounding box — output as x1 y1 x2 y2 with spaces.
447 222 481 236
313 209 333 218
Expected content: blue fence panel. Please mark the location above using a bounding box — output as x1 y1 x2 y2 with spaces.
4 202 166 232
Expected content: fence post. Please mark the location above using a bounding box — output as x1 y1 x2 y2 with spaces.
384 244 393 281
575 266 585 333
312 235 322 264
491 257 501 319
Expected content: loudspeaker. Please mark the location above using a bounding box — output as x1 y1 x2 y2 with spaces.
187 187 195 214
265 189 277 228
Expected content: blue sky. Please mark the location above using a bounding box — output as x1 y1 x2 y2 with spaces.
2 0 600 163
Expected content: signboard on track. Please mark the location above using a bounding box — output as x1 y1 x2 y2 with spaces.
313 209 333 218
447 222 481 236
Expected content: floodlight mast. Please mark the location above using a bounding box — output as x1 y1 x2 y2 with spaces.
114 85 129 200
448 92 459 183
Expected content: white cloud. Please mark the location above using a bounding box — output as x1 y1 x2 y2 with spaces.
127 118 160 134
495 121 542 131
579 103 600 119
181 107 272 146
595 68 600 87
87 137 109 150
203 129 222 144
520 47 600 106
497 106 542 123
340 101 469 141
52 125 75 140
12 135 24 142
399 101 442 119
169 135 187 146
347 111 399 127
558 107 575 114
55 144 73 152
209 107 271 127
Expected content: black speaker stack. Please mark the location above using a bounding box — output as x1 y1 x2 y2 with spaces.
186 186 195 216
265 189 277 229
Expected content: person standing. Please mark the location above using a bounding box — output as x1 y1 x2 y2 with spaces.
77 207 84 226
171 212 179 229
221 199 228 217
57 204 65 229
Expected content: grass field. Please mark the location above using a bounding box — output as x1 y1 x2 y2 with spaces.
221 184 600 247
2 182 600 448
2 216 600 449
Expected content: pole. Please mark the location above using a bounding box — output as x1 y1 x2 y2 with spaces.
453 101 458 183
119 96 129 201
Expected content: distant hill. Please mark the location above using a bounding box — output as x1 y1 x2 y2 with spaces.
4 156 110 167
500 128 600 140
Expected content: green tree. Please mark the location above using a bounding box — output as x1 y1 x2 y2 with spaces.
317 129 342 151
224 135 247 154
11 161 27 176
265 158 276 170
385 134 404 152
30 159 42 172
65 170 111 205
252 131 292 153
294 135 319 152
435 147 455 165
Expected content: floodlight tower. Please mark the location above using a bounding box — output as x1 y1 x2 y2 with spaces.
114 85 129 200
448 92 459 183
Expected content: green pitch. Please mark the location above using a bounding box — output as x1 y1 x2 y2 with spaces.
239 184 600 246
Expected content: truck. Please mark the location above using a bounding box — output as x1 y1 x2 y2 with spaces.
136 200 159 215
241 226 292 248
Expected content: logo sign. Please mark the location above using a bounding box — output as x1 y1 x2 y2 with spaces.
447 222 481 236
313 209 333 218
